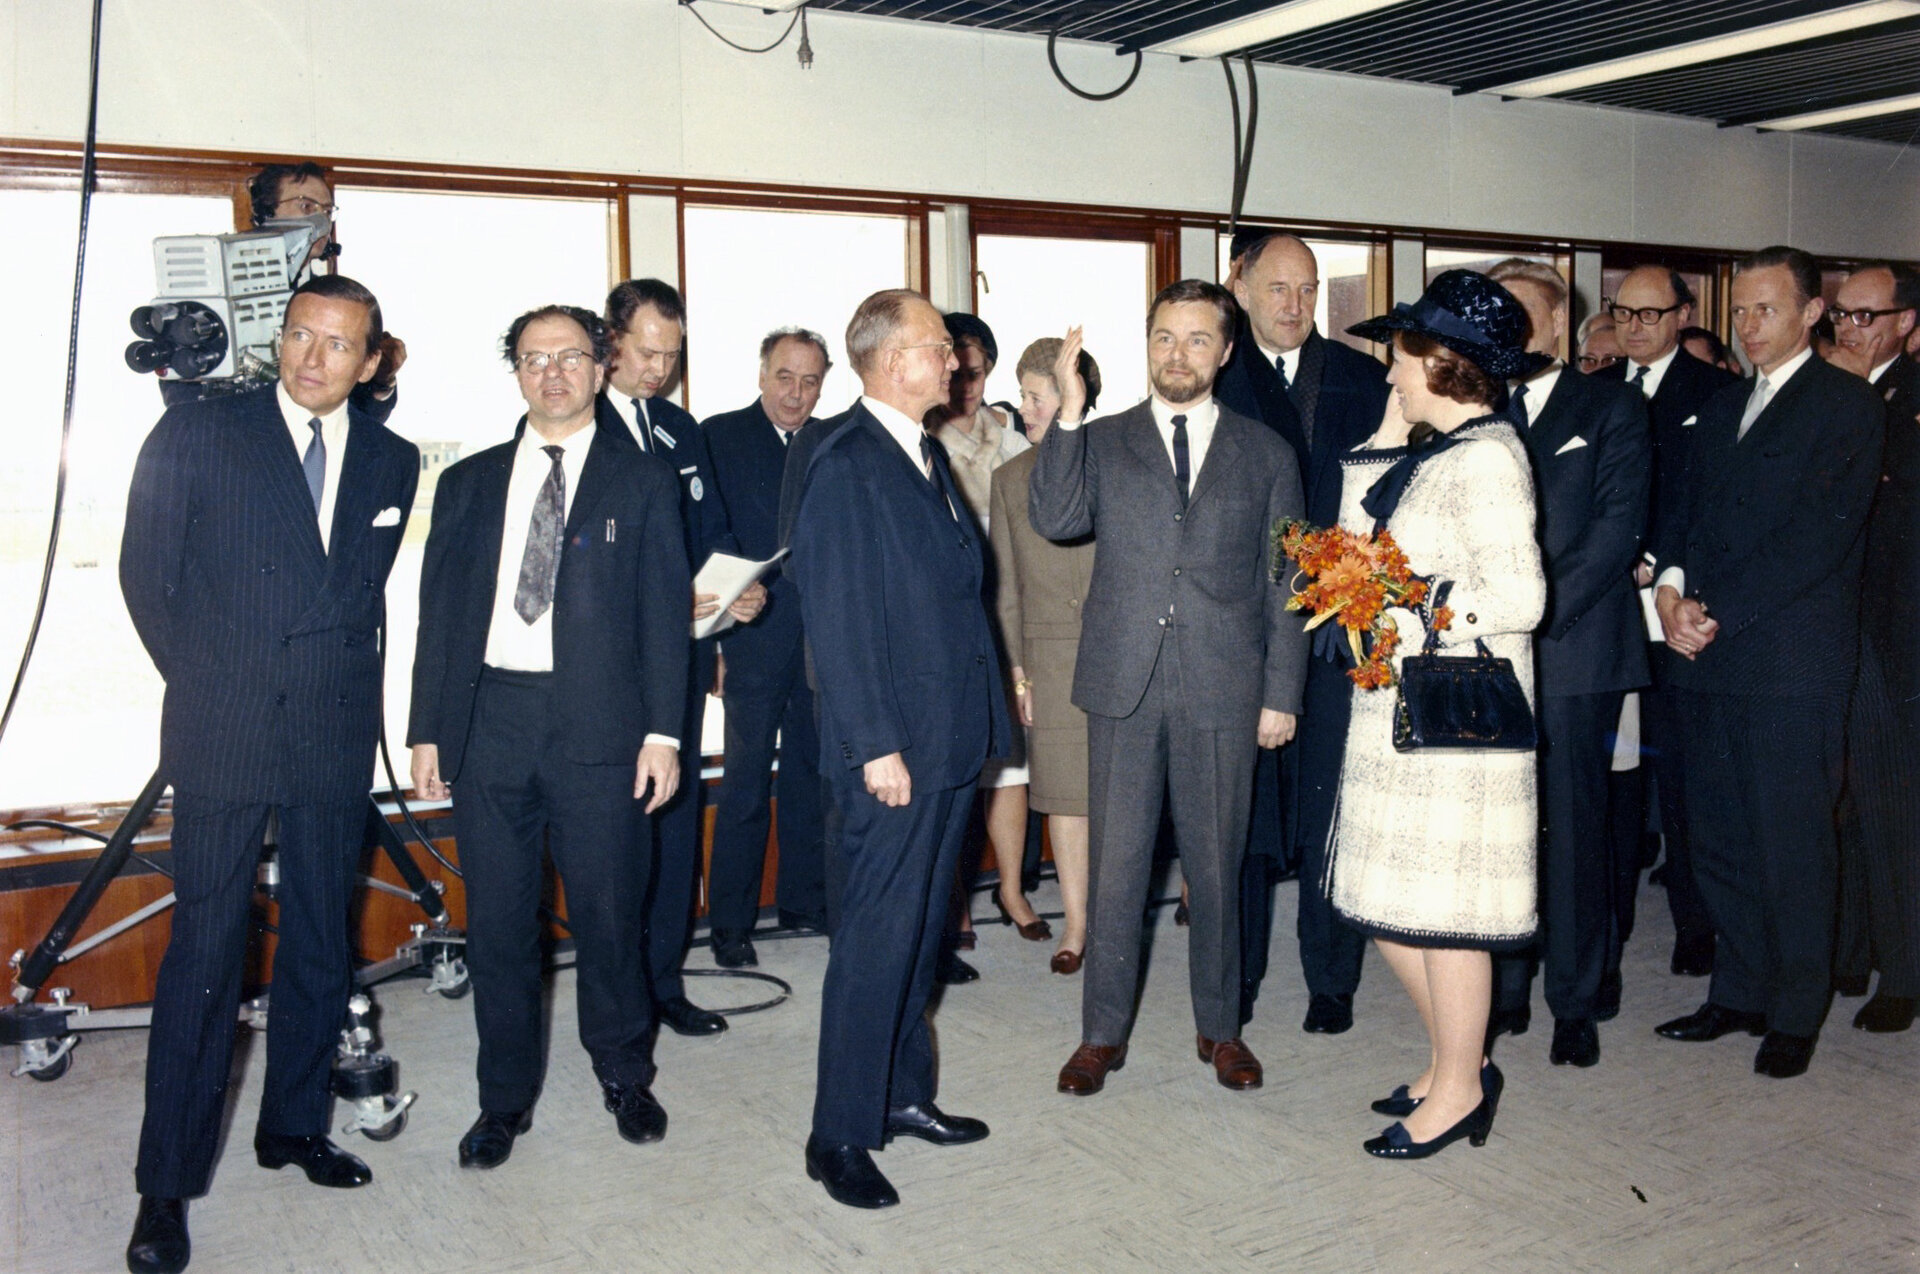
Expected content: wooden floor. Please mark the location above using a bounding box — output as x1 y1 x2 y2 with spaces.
2 872 1915 1273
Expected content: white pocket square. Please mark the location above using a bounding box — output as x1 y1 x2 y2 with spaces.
1681 414 1699 428
371 506 402 527
1554 436 1588 455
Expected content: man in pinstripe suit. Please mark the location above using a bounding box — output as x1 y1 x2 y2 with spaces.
119 275 420 1274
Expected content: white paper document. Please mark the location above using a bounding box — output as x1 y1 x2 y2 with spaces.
692 549 788 639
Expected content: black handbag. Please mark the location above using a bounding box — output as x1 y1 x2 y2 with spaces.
1391 584 1537 753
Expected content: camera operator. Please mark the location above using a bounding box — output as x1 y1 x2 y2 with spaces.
155 161 405 420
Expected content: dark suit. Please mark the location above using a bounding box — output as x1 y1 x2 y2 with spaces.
789 403 1007 1148
599 393 736 1002
408 422 688 1111
1601 350 1740 960
703 399 825 931
1837 355 1920 998
1220 326 1389 1016
1030 399 1307 1046
120 385 418 1199
1651 353 1884 1036
1495 368 1651 1024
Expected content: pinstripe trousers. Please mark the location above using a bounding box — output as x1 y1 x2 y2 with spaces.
136 793 365 1198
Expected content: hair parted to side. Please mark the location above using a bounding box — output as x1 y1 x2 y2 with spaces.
1678 325 1734 365
1015 337 1103 412
248 161 330 226
290 274 383 355
606 278 686 334
1575 313 1613 346
1855 261 1920 313
1147 279 1237 340
1736 246 1821 306
846 289 924 377
500 304 613 368
1485 258 1568 308
1397 331 1500 407
760 326 833 372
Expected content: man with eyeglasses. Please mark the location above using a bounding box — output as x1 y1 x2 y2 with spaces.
408 304 690 1169
1575 313 1622 373
597 279 765 1034
1595 266 1740 983
1829 262 1920 1034
1650 246 1884 1079
789 289 1007 1208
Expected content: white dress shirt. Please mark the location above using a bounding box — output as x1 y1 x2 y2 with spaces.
1255 336 1304 390
1149 394 1220 480
1511 364 1564 426
276 383 349 553
479 425 681 753
1655 344 1816 600
1626 345 1680 398
606 392 664 454
861 395 933 478
1872 356 1898 386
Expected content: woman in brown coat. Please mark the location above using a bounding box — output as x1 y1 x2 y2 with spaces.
988 334 1101 972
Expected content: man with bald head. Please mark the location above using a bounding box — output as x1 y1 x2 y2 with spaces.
789 289 1008 1209
1597 266 1740 981
1216 231 1388 1035
1830 262 1920 1033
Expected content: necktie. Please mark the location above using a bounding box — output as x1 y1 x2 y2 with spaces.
302 417 325 515
1631 364 1650 397
1170 413 1191 506
918 433 936 479
1510 383 1530 426
512 445 566 624
631 398 652 453
1274 355 1291 394
1737 376 1773 440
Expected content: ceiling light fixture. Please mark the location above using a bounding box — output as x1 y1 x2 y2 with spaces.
1486 0 1920 98
1749 89 1920 130
1145 0 1405 59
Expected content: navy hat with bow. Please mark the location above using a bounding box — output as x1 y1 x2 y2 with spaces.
1347 270 1552 382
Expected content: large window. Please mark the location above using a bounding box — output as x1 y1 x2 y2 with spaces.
681 206 911 420
1217 235 1379 355
974 233 1152 419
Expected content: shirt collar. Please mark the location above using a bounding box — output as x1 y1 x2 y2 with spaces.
1149 395 1216 431
1759 344 1816 392
1253 335 1307 385
861 395 929 465
276 382 350 434
1630 345 1680 395
520 420 595 460
1871 356 1899 385
1512 362 1563 421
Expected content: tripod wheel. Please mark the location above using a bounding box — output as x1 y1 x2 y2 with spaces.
362 1108 407 1142
26 1052 71 1083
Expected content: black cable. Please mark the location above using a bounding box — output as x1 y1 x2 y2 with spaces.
0 0 104 751
1222 53 1259 237
5 819 109 844
373 606 464 880
1048 23 1142 102
682 0 802 54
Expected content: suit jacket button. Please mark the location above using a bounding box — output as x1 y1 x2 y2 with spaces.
338 693 350 706
1172 567 1181 576
1174 513 1184 522
280 637 291 648
275 692 288 706
1158 617 1168 627
261 563 275 574
976 655 987 665
1464 613 1477 625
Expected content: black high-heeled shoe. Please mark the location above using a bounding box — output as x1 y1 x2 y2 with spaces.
1371 1060 1503 1119
993 895 1052 941
1363 1098 1494 1159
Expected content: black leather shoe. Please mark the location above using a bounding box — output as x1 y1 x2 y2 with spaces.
253 1132 371 1188
1302 993 1354 1035
1833 972 1871 998
1485 1004 1531 1044
1854 994 1916 1033
1670 939 1714 978
1595 969 1622 1022
1550 1017 1600 1067
777 908 827 934
1371 1085 1421 1118
884 1101 988 1146
127 1196 189 1274
657 995 728 1036
602 1080 668 1144
457 1109 532 1169
1363 1098 1494 1159
1655 1003 1767 1042
935 949 979 984
805 1134 899 1209
1753 1030 1816 1078
711 929 757 969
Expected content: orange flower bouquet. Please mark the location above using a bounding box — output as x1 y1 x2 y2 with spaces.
1270 519 1452 689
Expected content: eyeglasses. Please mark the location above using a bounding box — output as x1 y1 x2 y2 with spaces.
1828 305 1910 328
1576 354 1619 372
1607 302 1684 326
515 348 594 374
892 340 955 358
276 196 335 216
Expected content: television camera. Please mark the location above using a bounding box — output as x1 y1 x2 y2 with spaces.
122 218 322 382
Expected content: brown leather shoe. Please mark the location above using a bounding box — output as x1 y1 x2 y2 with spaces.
1197 1034 1264 1090
1050 948 1083 975
1057 1042 1127 1095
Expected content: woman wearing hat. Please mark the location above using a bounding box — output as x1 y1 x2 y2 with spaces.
1332 271 1548 1159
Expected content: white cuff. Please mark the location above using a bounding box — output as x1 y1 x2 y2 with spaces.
644 733 680 751
1055 417 1084 431
1654 566 1686 597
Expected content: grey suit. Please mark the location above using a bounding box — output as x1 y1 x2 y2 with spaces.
1030 399 1306 1044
